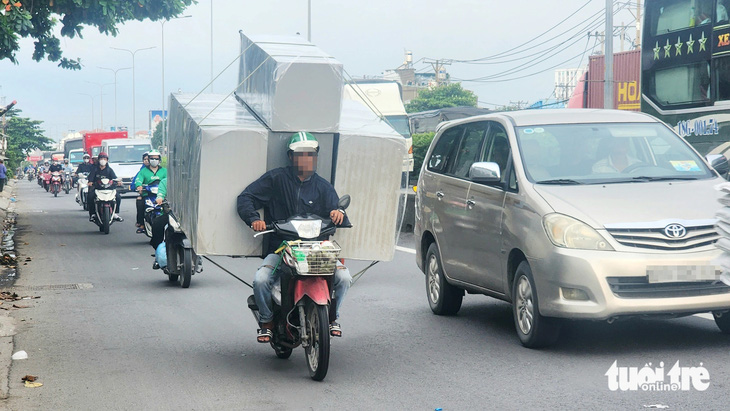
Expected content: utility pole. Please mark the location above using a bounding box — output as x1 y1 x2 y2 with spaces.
426 59 451 86
636 0 642 49
307 0 312 42
604 0 614 110
620 22 626 52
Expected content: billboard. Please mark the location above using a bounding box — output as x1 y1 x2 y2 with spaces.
149 110 168 133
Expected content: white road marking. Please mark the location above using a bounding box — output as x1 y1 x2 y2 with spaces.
395 246 417 255
693 313 715 321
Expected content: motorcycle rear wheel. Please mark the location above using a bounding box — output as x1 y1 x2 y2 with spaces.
54 191 58 197
178 246 192 288
304 300 330 381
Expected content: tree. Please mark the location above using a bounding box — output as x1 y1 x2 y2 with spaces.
405 83 478 113
0 0 195 69
3 109 54 170
151 120 164 149
411 132 435 177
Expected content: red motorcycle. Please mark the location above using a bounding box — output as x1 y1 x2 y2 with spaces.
42 171 52 192
248 195 351 381
50 171 62 197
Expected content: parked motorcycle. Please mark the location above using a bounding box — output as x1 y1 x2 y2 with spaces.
248 195 351 381
91 177 119 234
142 181 163 238
63 171 72 194
76 172 89 210
50 172 62 197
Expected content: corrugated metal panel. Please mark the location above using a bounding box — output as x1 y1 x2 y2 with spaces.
587 49 641 111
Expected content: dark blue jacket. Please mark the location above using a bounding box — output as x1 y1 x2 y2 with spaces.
237 166 346 255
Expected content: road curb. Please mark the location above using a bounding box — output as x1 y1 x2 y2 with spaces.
0 180 19 403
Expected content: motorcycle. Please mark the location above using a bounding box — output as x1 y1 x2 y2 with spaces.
248 195 351 381
27 171 34 181
42 171 51 191
76 172 89 210
142 181 163 238
50 171 62 197
91 177 119 234
63 171 73 194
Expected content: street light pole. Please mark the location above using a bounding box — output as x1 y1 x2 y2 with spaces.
98 66 131 129
161 15 192 150
77 93 96 130
111 46 156 137
85 81 113 130
308 0 312 42
210 0 214 93
604 0 614 109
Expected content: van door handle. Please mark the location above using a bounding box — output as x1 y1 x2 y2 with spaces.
436 191 445 199
466 199 476 208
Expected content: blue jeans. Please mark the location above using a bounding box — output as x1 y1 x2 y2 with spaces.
253 253 351 324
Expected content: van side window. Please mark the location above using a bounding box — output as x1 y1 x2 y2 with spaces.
482 123 512 182
448 122 488 178
427 126 463 173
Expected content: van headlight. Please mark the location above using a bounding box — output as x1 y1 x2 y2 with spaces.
543 214 614 251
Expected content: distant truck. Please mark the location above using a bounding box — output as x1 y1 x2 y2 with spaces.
83 131 128 158
62 137 84 159
343 80 413 171
101 138 152 194
67 149 85 166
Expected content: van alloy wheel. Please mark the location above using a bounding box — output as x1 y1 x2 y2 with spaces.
516 276 534 335
427 255 441 304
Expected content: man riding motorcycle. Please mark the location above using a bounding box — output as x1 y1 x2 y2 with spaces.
87 152 123 223
134 150 167 234
237 132 351 343
74 153 95 188
132 152 150 232
49 160 63 173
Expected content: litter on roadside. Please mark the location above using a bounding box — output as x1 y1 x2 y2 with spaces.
11 350 28 360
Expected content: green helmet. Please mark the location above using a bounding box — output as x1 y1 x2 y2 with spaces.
288 132 319 153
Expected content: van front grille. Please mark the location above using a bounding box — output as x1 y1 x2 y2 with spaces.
605 224 718 251
607 276 730 298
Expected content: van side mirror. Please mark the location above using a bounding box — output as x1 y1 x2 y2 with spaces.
338 195 351 210
707 154 730 176
469 162 501 184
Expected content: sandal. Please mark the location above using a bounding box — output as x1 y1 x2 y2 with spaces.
136 228 145 234
329 322 342 337
257 328 273 343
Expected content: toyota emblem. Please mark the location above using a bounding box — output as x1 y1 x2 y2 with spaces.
664 224 687 238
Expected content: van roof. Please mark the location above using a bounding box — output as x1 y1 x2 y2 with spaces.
102 138 152 145
438 109 657 131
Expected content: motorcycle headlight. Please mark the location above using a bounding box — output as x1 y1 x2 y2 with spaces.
543 214 614 251
291 220 321 239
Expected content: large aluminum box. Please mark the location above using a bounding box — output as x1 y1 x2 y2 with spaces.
236 34 343 133
166 36 405 261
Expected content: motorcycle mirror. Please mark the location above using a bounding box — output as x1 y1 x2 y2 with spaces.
338 195 351 210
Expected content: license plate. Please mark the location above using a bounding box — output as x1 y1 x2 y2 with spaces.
647 265 719 283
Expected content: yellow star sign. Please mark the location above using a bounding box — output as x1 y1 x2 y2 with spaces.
686 34 695 53
675 37 683 55
699 31 708 51
653 41 661 60
664 39 672 57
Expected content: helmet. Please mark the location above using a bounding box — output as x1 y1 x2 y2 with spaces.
148 149 161 158
83 153 90 159
98 152 108 159
288 132 319 153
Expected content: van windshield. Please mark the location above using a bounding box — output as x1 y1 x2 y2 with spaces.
516 123 714 185
68 151 84 163
106 144 151 164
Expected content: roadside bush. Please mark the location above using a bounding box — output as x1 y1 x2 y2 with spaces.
412 132 435 178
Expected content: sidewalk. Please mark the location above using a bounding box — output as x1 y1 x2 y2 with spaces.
0 179 19 403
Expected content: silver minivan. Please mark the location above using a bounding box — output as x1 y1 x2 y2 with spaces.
414 109 730 347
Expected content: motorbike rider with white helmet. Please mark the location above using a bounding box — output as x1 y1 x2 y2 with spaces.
87 152 123 222
237 132 351 343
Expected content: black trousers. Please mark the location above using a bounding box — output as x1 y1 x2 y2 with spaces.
136 197 145 226
0 178 5 192
87 188 122 216
150 214 168 250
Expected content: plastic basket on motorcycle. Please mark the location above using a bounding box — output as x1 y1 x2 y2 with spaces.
283 241 341 276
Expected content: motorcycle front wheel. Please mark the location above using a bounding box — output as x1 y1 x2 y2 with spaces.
304 300 330 381
101 206 110 234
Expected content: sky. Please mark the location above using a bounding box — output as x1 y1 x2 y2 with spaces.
0 0 640 141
